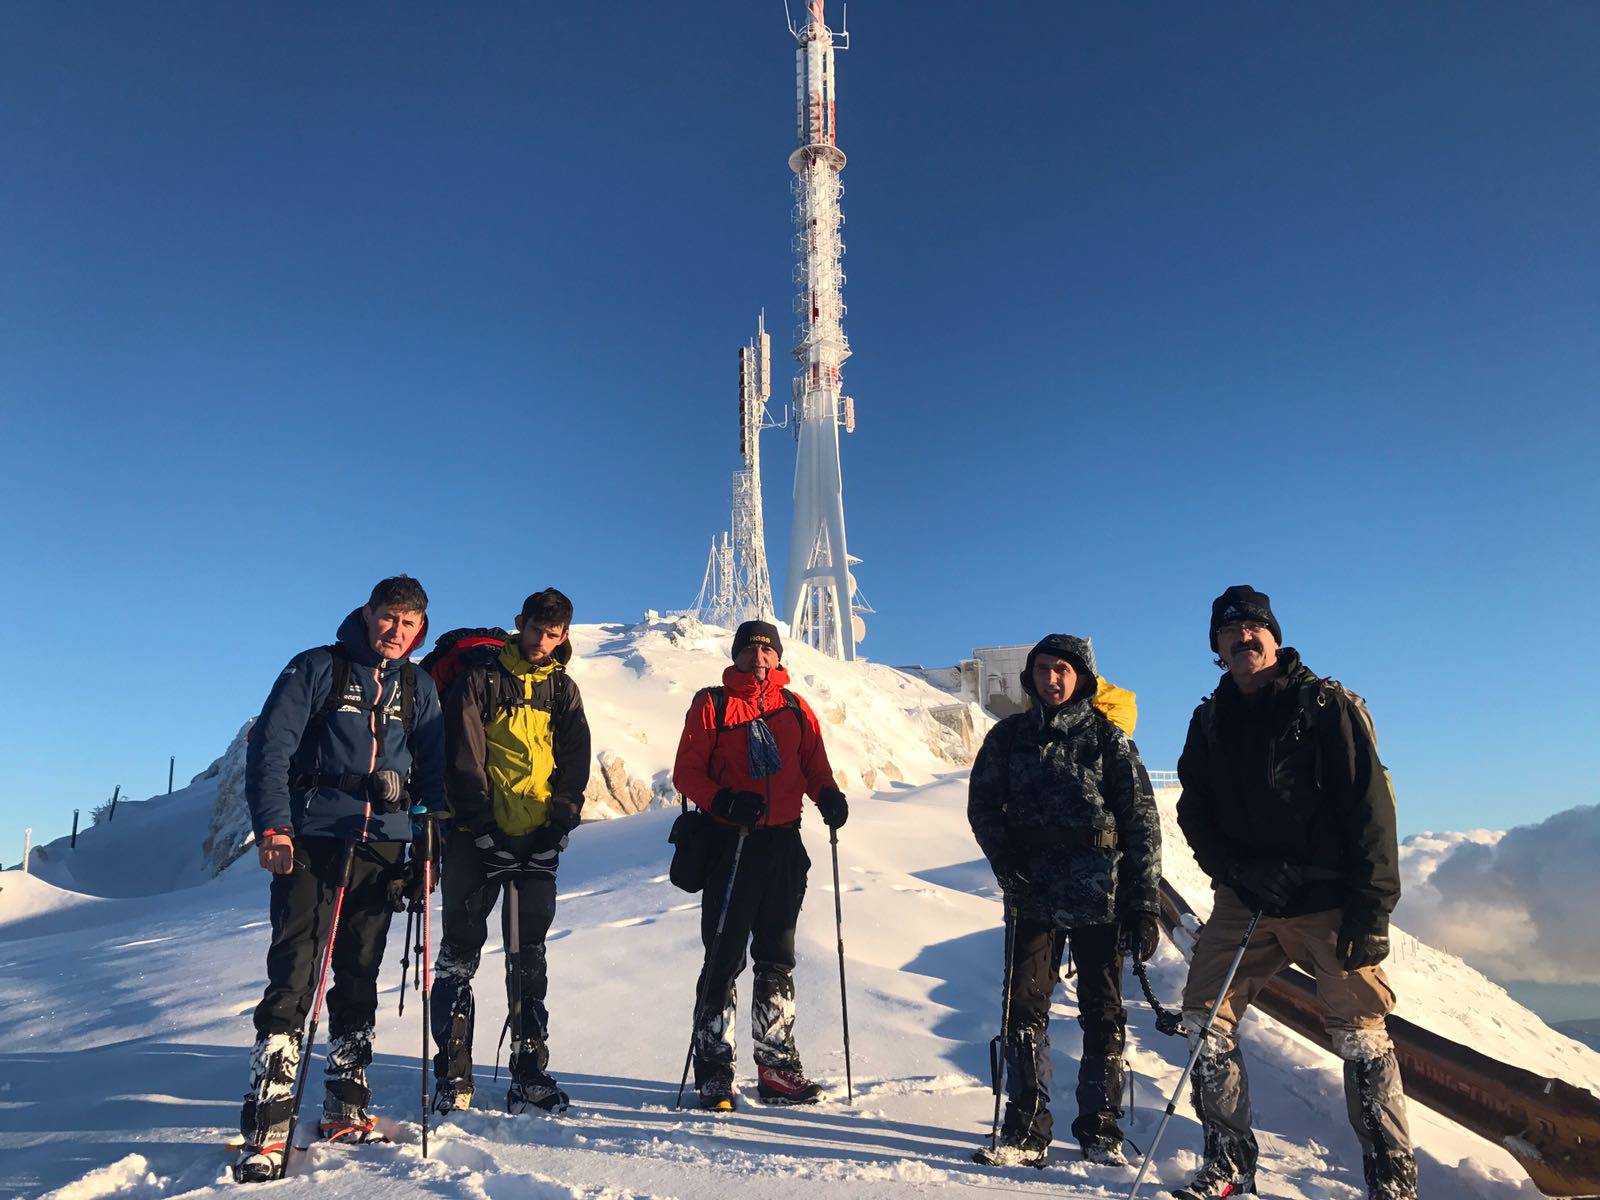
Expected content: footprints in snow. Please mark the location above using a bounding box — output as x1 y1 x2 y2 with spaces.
603 901 698 930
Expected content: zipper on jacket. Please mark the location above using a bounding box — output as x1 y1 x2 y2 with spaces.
367 663 383 775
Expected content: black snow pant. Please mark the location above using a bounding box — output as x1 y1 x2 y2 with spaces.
243 836 401 1136
252 836 403 1040
691 824 809 1088
1002 917 1127 1148
431 829 558 1090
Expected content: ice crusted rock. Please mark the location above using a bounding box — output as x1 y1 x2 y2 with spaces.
587 751 661 817
201 719 255 876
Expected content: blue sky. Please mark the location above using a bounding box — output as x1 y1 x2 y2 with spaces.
3 1 1596 861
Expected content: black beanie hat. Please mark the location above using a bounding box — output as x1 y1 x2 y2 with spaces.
1020 633 1097 700
1209 585 1282 650
731 620 783 661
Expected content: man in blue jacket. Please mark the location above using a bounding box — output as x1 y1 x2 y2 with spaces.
234 576 446 1183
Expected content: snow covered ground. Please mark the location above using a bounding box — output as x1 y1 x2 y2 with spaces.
4 621 1595 1198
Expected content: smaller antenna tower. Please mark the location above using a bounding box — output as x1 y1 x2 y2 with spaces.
687 314 782 629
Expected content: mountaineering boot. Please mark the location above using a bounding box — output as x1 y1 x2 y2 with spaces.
431 1079 474 1116
319 1027 390 1144
1081 1139 1128 1166
507 1073 570 1115
756 1063 823 1105
506 1039 569 1114
234 1031 300 1183
232 1144 287 1185
1071 1052 1128 1166
1172 1158 1258 1198
1363 1152 1419 1200
972 1131 1050 1169
698 1076 736 1113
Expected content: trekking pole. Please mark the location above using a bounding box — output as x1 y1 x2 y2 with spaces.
419 817 434 1159
506 878 522 1085
397 906 416 1017
988 895 1017 1153
282 830 364 1178
675 826 750 1109
828 826 853 1105
1127 909 1262 1200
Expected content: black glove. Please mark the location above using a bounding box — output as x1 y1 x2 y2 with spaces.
1223 857 1304 913
545 795 583 837
815 787 848 829
365 768 407 813
525 796 583 854
527 823 570 854
1337 910 1391 970
384 872 410 913
1120 911 1161 963
474 831 524 885
711 788 767 829
992 859 1032 896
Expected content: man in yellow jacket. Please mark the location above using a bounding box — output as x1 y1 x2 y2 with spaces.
432 588 591 1116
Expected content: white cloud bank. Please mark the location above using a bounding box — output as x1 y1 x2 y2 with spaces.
1399 804 1600 985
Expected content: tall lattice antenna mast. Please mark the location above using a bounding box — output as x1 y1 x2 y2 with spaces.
687 314 782 629
782 0 864 660
730 312 778 623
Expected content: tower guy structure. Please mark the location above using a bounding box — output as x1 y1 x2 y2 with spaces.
782 0 868 661
689 314 779 629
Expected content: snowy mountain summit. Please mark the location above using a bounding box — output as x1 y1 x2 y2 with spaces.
3 617 1596 1198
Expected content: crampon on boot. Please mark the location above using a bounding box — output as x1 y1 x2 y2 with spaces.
756 1064 822 1105
507 1072 570 1115
231 1142 286 1184
1173 1158 1258 1199
698 1076 736 1113
234 1032 299 1183
972 1131 1050 1169
318 1099 390 1146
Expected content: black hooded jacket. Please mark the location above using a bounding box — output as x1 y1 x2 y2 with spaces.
1175 648 1400 926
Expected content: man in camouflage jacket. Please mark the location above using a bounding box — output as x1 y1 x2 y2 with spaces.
968 634 1162 1167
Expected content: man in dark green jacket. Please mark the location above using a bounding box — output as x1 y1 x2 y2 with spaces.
1173 586 1414 1200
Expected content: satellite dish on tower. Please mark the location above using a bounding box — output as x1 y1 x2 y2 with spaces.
851 614 867 643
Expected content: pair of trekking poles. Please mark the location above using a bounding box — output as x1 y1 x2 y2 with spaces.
985 895 1262 1200
673 824 855 1108
273 806 439 1181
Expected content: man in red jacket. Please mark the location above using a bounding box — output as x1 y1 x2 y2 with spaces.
672 620 847 1111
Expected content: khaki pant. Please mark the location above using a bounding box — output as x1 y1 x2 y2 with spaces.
1177 885 1413 1184
1182 886 1395 1045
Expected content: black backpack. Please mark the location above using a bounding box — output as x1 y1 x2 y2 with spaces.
318 644 415 732
699 684 803 737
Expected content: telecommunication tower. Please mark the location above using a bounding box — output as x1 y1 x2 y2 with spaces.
782 0 867 660
688 314 780 629
732 313 778 623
